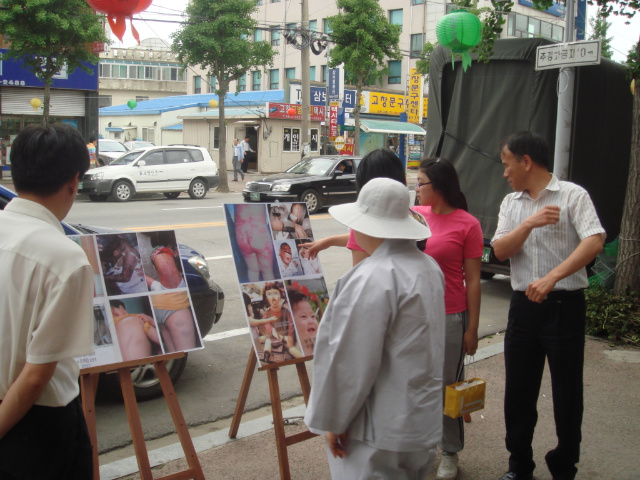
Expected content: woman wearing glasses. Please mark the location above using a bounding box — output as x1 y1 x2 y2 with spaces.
412 157 483 480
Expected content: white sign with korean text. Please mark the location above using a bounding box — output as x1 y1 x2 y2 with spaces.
535 40 601 70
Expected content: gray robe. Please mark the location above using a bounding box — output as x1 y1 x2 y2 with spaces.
305 238 445 453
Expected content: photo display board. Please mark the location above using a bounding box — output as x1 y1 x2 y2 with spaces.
73 231 204 370
224 203 329 367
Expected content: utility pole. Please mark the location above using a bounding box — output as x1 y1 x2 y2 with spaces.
553 0 575 180
301 0 310 149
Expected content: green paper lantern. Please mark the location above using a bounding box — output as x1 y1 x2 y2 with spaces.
127 99 137 110
436 9 482 71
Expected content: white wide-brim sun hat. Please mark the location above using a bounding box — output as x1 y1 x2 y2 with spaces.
329 177 431 240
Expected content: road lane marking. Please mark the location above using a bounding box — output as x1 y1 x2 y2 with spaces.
161 206 224 211
203 327 249 342
205 255 232 261
120 214 332 231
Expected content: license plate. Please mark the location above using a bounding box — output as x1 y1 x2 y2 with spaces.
78 182 83 189
250 192 261 201
482 247 491 263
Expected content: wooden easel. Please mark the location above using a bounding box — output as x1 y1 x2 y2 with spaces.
229 349 317 480
80 352 204 480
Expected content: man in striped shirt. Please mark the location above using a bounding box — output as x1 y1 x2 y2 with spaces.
491 131 605 480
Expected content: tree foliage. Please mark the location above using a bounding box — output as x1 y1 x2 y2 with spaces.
326 0 402 155
589 11 614 59
172 0 275 192
0 0 108 127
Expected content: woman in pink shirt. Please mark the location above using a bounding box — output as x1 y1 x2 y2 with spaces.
412 157 483 480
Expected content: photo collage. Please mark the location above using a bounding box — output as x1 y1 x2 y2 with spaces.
224 203 330 367
72 231 204 370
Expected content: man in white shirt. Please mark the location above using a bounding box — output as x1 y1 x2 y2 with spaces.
232 138 244 181
240 135 254 173
305 178 445 480
491 131 605 480
0 124 95 479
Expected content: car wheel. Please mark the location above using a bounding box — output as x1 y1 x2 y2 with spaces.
112 180 133 202
164 192 181 199
188 179 207 199
480 271 496 280
88 194 108 202
301 189 321 214
100 355 188 401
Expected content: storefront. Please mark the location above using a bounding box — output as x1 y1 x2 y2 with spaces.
0 50 99 171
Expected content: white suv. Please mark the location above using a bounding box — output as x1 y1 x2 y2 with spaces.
79 145 220 202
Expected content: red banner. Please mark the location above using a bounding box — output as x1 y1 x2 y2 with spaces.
266 102 325 122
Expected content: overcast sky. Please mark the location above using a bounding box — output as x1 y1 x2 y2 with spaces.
114 0 640 63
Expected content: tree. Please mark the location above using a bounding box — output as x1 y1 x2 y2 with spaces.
589 12 614 59
326 0 402 155
0 0 108 127
172 0 275 193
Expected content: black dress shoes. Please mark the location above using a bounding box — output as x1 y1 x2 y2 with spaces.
499 472 533 480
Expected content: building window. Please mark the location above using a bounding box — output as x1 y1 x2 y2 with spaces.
271 30 280 46
142 127 155 143
309 19 317 32
388 60 401 84
254 29 262 42
194 75 201 94
412 0 424 4
322 65 327 82
135 96 149 102
208 75 216 93
272 0 280 3
98 95 112 108
269 69 279 89
309 66 316 81
252 71 261 90
410 34 424 58
323 19 332 34
286 68 295 80
256 0 262 4
213 126 220 150
389 9 403 31
238 74 247 91
507 12 563 41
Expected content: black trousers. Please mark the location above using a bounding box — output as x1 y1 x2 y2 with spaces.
504 290 585 480
0 396 93 480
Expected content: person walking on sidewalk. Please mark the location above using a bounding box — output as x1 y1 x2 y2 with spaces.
412 157 483 480
491 131 605 480
0 124 95 479
232 138 244 182
240 135 254 173
305 178 444 480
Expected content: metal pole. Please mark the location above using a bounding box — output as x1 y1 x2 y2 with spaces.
301 0 310 148
553 0 575 180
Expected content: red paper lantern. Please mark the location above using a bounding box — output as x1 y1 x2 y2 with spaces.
287 107 296 115
86 0 153 43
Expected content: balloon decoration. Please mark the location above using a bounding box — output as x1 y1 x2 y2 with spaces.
86 0 153 44
30 98 42 111
287 107 297 115
436 9 482 72
209 99 218 108
127 99 137 110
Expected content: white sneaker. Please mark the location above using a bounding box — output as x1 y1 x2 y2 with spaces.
436 452 459 479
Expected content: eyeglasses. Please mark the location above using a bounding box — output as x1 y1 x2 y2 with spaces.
415 182 432 189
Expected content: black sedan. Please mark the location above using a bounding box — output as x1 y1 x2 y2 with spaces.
242 155 361 214
0 184 224 401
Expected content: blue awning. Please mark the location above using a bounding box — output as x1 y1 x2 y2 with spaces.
105 127 124 132
162 124 183 131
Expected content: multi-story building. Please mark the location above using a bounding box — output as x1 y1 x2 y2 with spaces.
98 38 187 109
185 0 568 97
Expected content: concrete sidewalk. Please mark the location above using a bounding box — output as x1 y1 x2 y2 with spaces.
103 337 640 480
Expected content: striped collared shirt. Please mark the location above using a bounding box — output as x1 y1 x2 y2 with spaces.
491 174 605 291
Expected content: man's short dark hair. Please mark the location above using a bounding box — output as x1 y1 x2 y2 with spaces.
10 124 90 196
500 131 550 169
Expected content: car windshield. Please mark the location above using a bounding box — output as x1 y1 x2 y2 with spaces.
99 141 128 152
110 151 145 165
286 158 337 175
